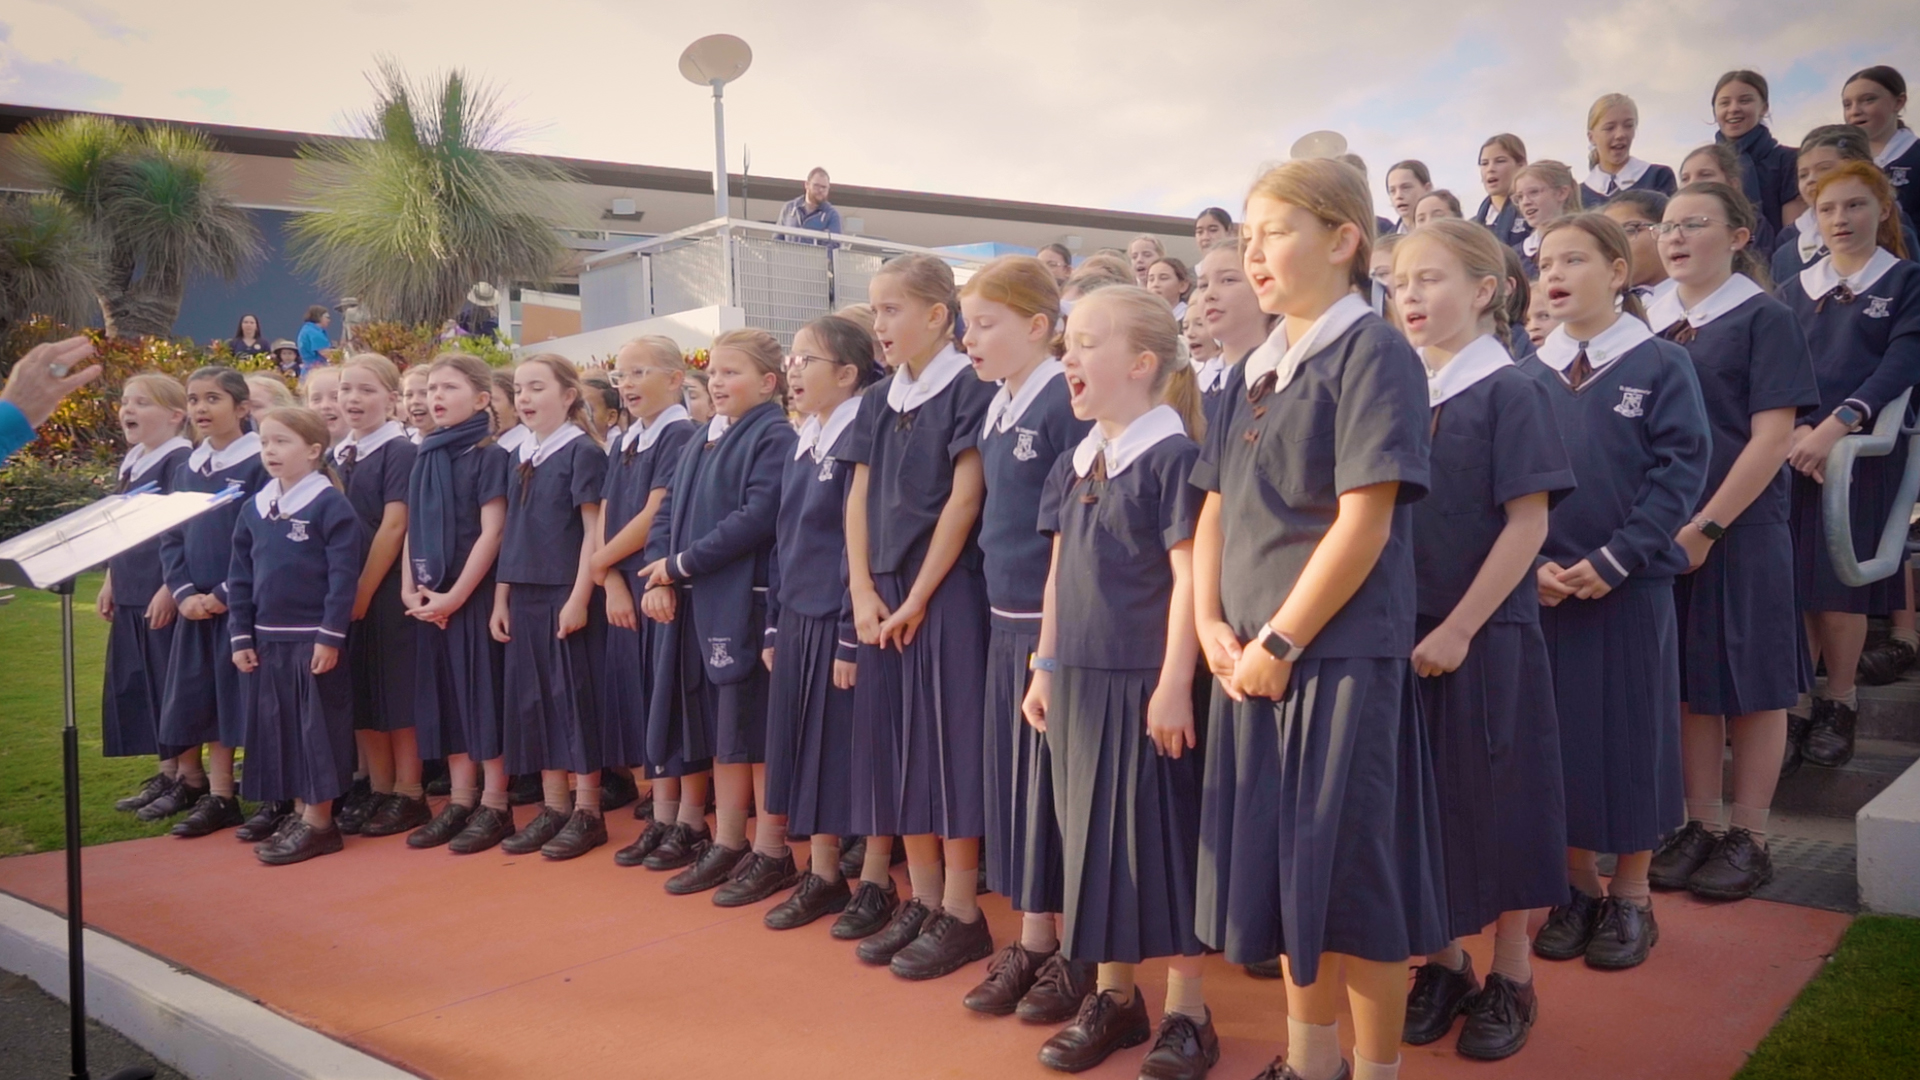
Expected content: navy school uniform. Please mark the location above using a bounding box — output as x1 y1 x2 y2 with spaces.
764 397 861 838
1720 125 1799 234
228 474 362 804
1518 228 1543 280
598 406 695 774
1783 250 1920 615
1476 196 1532 255
1576 159 1678 209
1413 338 1577 937
975 361 1093 912
646 402 795 772
334 422 417 733
1507 323 1537 361
499 425 608 775
101 437 193 758
843 345 997 839
1189 296 1449 985
1879 127 1920 233
157 433 268 755
1521 316 1710 854
1039 408 1207 964
408 418 512 763
1195 356 1232 432
1646 277 1819 715
1773 207 1920 285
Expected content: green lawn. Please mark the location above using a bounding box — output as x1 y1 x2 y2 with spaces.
0 573 175 855
1736 914 1920 1080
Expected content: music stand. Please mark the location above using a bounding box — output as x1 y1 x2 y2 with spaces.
0 482 248 1080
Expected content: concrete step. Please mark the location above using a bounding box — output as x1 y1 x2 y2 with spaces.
1747 739 1920 819
1855 674 1920 742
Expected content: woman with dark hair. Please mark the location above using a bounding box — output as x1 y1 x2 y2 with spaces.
228 314 269 358
1193 207 1233 251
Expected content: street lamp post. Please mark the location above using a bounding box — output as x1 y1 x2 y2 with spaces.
679 35 753 222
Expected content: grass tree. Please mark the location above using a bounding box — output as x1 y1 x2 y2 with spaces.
12 114 260 338
0 193 105 332
289 59 573 327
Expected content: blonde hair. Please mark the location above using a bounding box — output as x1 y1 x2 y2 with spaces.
618 335 688 373
1077 286 1205 442
710 327 788 398
516 353 601 444
401 364 430 388
872 253 961 347
1128 234 1167 258
962 255 1062 353
300 365 340 394
1247 158 1378 293
1587 94 1640 169
245 373 295 410
341 352 401 393
834 303 877 334
1398 219 1513 349
123 372 190 441
1515 160 1577 200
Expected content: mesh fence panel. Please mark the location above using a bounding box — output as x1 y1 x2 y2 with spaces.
732 235 831 348
649 237 727 318
831 249 884 313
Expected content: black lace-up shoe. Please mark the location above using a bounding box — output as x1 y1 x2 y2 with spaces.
1139 1008 1220 1080
964 943 1054 1016
1584 897 1659 969
1533 886 1602 960
1649 820 1719 889
1456 973 1536 1061
765 872 852 930
855 897 933 965
889 909 993 980
1036 988 1150 1073
831 879 900 940
1687 827 1775 900
1402 954 1479 1045
1017 952 1097 1024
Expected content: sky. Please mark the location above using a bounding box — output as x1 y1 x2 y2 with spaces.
1 0 1916 223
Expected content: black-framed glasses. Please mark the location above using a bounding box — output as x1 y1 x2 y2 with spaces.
1616 220 1656 237
1649 217 1730 237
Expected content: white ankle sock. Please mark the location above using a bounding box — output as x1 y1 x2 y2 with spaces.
1428 941 1466 971
907 861 944 906
1730 802 1771 844
1286 1018 1342 1080
1020 912 1058 953
1353 1054 1400 1080
942 865 980 922
811 835 842 883
1492 927 1533 983
653 798 680 827
1686 798 1727 832
753 815 789 859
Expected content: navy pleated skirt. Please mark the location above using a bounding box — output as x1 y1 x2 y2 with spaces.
1053 665 1204 964
1677 520 1810 716
158 610 246 755
1792 463 1908 615
350 572 417 732
102 606 174 758
849 564 988 839
985 617 1063 912
413 585 504 762
503 583 604 774
1196 656 1449 986
599 568 652 771
1415 617 1569 938
764 608 856 837
647 584 764 768
239 641 355 804
1541 580 1684 854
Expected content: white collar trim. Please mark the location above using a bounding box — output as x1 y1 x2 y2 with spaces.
121 436 191 481
1645 273 1765 333
621 404 690 453
706 414 733 442
1071 404 1185 478
1584 156 1652 195
1537 314 1655 373
519 422 587 466
798 395 862 461
1876 127 1918 169
1422 335 1513 407
187 431 260 474
1193 355 1227 392
335 420 405 463
885 344 971 413
496 425 532 453
1793 206 1824 262
1244 293 1371 394
982 359 1063 436
1522 229 1542 257
1801 248 1900 299
253 471 331 518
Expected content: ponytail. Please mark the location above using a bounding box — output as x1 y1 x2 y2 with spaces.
1161 360 1208 443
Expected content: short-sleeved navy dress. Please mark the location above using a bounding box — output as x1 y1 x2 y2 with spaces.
1413 339 1577 937
1190 302 1449 985
335 423 418 733
1040 409 1206 964
1647 278 1819 715
158 434 269 755
1783 251 1920 616
1521 317 1710 855
1881 130 1920 235
499 426 608 775
976 361 1092 911
102 438 192 759
1576 159 1678 209
842 346 997 840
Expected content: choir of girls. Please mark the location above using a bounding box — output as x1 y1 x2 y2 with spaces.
89 58 1920 1080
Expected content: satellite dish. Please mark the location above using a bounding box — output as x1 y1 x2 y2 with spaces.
1290 130 1349 160
679 34 753 87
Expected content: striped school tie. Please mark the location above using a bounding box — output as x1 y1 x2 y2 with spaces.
1565 347 1595 390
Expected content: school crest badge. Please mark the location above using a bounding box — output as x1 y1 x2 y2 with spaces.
287 519 310 542
708 638 735 669
1890 166 1910 188
1614 386 1649 419
1013 428 1039 462
1865 296 1893 319
817 457 837 482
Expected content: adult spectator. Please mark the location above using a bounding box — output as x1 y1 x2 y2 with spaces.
0 336 100 465
296 305 333 372
778 167 843 235
228 314 269 358
458 282 501 338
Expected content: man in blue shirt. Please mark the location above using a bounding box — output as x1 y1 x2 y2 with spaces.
0 336 100 466
776 168 843 236
296 305 333 372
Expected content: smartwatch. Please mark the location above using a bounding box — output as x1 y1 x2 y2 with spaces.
1834 403 1867 432
1255 624 1305 663
1692 516 1725 542
1029 655 1060 673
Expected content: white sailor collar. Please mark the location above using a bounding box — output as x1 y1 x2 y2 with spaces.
982 359 1063 437
187 431 260 474
1645 273 1765 332
1584 157 1652 196
1522 229 1543 257
621 404 690 453
519 422 587 466
1244 292 1371 393
1193 355 1227 393
798 395 862 461
886 344 970 413
1537 314 1655 373
1793 206 1824 263
334 420 405 463
253 471 331 518
1071 404 1186 479
121 436 191 482
1876 127 1918 169
1801 247 1900 299
1422 335 1513 407
496 425 532 454
706 414 733 442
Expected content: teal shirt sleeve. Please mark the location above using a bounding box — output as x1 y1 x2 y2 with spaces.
0 401 33 464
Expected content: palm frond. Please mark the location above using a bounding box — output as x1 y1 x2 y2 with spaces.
0 194 106 328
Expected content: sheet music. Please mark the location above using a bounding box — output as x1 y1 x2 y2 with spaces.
0 487 246 590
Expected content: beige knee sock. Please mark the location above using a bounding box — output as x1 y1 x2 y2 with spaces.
715 805 749 850
1095 962 1135 1002
754 815 789 859
1492 925 1533 983
541 773 570 814
1164 968 1206 1019
1020 912 1058 953
1686 799 1727 833
394 781 424 800
676 798 708 832
811 835 842 884
1569 851 1604 898
907 861 944 906
1609 873 1652 906
1353 1054 1400 1080
1730 802 1771 845
653 797 680 826
479 788 508 812
1286 1017 1342 1080
1428 940 1466 971
861 839 893 886
942 863 981 922
574 782 601 815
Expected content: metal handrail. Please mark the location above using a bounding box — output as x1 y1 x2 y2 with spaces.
582 217 990 270
1824 387 1920 587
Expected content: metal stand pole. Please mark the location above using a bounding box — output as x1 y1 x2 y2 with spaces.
711 81 728 221
57 579 88 1080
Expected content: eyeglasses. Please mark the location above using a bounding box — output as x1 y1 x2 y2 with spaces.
784 353 837 369
1616 221 1655 237
1649 217 1730 237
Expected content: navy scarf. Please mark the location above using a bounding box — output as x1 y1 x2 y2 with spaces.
406 411 491 590
1720 125 1779 217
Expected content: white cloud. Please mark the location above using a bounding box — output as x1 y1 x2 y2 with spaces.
0 0 1913 225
